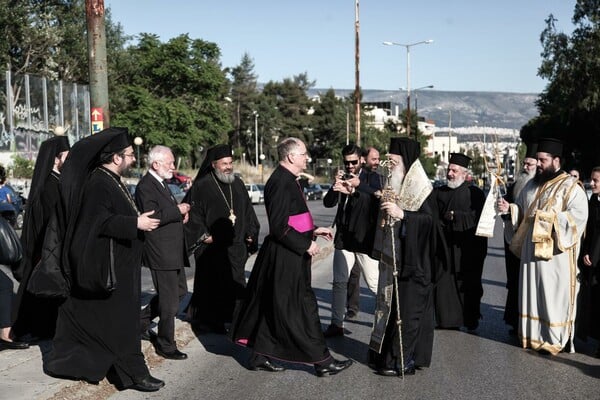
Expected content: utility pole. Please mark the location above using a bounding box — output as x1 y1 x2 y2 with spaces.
86 0 110 131
354 0 361 145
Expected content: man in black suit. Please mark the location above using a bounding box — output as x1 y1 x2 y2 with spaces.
323 144 381 337
136 145 191 360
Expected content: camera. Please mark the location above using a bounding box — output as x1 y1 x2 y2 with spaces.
342 173 354 180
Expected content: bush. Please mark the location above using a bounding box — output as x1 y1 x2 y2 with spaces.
11 155 34 179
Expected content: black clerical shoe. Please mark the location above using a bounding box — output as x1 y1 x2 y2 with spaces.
0 338 29 350
345 310 359 320
129 375 165 392
155 347 188 360
402 359 416 376
140 329 157 342
323 324 345 338
249 359 286 372
315 358 353 377
376 368 398 377
465 321 479 331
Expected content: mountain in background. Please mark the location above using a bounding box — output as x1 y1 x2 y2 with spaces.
307 89 540 131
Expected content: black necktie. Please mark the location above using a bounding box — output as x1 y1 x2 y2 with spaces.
163 180 177 203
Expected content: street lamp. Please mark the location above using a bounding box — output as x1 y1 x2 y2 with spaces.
253 111 259 172
133 136 143 177
383 39 434 139
327 158 333 180
259 153 266 183
412 85 434 117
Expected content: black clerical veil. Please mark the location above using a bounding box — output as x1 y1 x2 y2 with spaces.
60 127 131 295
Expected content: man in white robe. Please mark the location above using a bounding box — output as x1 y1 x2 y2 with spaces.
498 138 588 355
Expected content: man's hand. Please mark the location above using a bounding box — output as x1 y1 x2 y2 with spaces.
138 210 160 232
178 202 191 215
333 180 353 195
497 197 509 214
307 241 321 257
314 227 333 241
345 175 360 188
381 202 404 220
583 254 593 267
203 235 213 244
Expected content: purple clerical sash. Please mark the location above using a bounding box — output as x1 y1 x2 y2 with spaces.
288 212 314 233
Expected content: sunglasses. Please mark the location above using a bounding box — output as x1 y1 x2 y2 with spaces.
343 160 359 166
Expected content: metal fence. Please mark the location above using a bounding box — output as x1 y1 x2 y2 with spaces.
0 70 90 164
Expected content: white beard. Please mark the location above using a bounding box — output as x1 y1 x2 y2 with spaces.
214 170 235 184
389 165 405 194
447 176 465 189
512 169 535 199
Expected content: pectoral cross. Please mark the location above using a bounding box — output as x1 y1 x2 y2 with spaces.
229 209 237 226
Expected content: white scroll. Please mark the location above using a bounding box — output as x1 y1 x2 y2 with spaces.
476 174 502 238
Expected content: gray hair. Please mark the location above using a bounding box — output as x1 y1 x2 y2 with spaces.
147 145 172 164
277 137 303 161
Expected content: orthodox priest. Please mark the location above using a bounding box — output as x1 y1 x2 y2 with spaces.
184 144 259 333
501 142 537 335
11 134 69 341
45 128 164 392
434 153 487 330
498 138 588 355
368 137 437 377
229 137 353 377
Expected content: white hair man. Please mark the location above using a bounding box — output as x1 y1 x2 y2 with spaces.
433 153 487 331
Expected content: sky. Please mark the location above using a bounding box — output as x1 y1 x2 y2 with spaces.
104 0 577 94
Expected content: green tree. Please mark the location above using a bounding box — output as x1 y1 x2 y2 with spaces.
310 89 348 159
228 53 259 150
260 73 315 143
525 0 600 173
0 0 125 82
110 34 231 165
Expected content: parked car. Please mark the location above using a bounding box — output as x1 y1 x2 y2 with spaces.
256 184 265 203
167 183 186 203
319 183 332 194
246 183 262 204
304 184 323 201
0 184 25 229
126 183 137 197
168 171 192 186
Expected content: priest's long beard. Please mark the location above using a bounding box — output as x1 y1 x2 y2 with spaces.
214 169 235 184
512 169 535 199
389 166 405 195
447 176 465 189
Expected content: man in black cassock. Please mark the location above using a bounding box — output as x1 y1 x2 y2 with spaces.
11 134 69 341
434 153 487 330
576 166 600 355
45 128 164 392
368 137 437 376
184 144 259 333
229 137 353 377
501 143 536 335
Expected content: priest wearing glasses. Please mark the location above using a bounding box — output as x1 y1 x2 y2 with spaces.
184 144 260 334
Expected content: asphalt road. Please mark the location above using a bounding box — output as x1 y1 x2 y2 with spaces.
122 207 600 400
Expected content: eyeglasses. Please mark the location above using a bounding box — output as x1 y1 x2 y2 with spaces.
122 153 135 158
523 161 536 167
291 152 308 157
343 159 359 166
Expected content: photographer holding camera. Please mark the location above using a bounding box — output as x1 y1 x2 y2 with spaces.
322 144 382 337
